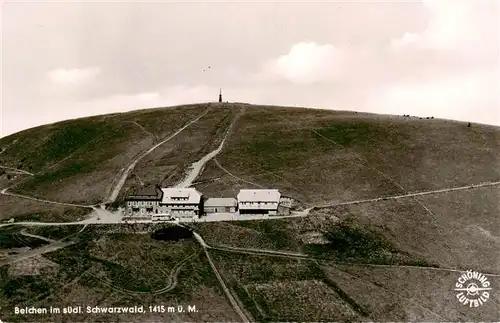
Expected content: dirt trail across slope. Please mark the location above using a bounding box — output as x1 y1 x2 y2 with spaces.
0 166 34 176
176 106 246 188
1 181 496 228
183 220 500 278
106 106 211 203
208 242 500 277
0 240 76 266
183 227 250 322
20 228 56 243
0 224 87 266
0 105 214 217
277 114 441 219
131 121 158 142
211 244 309 259
1 186 94 209
314 181 500 209
0 139 18 156
212 159 264 188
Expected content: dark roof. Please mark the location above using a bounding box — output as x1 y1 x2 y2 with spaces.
127 195 160 201
126 185 163 200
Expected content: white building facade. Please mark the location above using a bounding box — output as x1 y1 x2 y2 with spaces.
237 189 281 215
154 188 203 220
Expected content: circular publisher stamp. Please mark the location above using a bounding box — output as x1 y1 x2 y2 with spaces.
454 270 492 307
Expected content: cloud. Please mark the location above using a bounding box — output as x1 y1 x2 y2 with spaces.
377 0 499 125
391 0 499 54
47 67 101 84
390 32 421 51
262 42 343 84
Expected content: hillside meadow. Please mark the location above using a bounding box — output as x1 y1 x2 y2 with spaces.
0 104 207 204
0 102 499 321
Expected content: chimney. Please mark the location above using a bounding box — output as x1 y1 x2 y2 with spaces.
219 88 222 103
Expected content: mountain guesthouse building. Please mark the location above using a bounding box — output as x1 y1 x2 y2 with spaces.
237 189 281 215
125 186 203 221
124 185 289 221
124 185 163 218
155 187 203 220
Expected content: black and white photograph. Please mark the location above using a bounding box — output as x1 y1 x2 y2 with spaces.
0 0 499 322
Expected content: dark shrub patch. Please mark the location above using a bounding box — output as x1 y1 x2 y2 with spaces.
151 226 193 241
323 222 394 259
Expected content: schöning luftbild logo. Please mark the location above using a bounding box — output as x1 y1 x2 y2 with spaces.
454 270 492 307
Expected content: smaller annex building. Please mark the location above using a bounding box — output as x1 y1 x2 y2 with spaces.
124 185 163 218
156 188 203 220
237 189 281 215
204 197 237 214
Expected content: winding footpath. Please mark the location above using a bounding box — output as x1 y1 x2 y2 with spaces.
314 180 500 209
213 159 264 188
20 229 56 243
210 244 309 260
107 106 211 203
278 114 440 219
0 105 212 222
0 139 18 155
131 121 158 142
182 223 500 323
0 166 34 176
207 242 500 278
0 224 87 266
90 249 201 296
1 180 497 228
176 107 245 188
0 187 94 209
0 240 76 266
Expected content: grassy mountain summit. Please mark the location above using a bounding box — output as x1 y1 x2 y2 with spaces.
1 103 498 205
0 102 499 321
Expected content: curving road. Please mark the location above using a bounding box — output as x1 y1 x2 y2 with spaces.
90 249 201 296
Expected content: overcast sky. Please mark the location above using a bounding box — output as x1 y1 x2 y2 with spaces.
1 0 499 137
